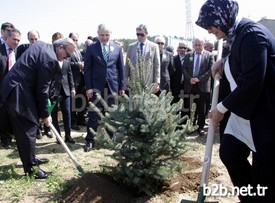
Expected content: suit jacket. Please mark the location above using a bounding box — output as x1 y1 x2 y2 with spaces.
0 43 8 82
159 50 173 91
84 40 125 94
52 59 75 98
219 18 275 152
125 40 160 85
0 41 59 124
16 43 30 60
70 48 83 88
170 54 183 96
182 50 214 93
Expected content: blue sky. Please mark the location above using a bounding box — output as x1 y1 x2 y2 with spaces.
1 0 274 44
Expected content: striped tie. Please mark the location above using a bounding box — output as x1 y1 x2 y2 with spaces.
193 53 201 77
103 45 109 63
8 48 14 70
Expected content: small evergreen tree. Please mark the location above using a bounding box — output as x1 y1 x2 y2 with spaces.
88 53 189 196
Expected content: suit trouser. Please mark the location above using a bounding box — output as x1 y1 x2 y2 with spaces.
71 74 87 124
183 86 208 129
86 85 115 144
0 103 13 143
52 94 71 137
7 107 37 173
220 134 275 203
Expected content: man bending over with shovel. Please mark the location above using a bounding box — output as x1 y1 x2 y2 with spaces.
0 38 76 179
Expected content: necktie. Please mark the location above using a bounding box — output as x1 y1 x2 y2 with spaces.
140 42 144 56
193 53 201 77
8 48 14 70
181 58 184 65
103 45 109 63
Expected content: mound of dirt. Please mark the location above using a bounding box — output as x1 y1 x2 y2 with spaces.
59 157 220 203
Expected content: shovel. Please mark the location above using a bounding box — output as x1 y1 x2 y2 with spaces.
49 123 85 176
47 99 85 176
181 39 223 203
181 73 220 203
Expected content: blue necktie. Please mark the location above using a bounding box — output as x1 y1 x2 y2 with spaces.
140 42 144 56
103 45 108 63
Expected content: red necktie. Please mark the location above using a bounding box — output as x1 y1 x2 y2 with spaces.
8 48 14 70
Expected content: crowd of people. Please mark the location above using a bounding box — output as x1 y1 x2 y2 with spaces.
0 21 216 178
1 0 275 202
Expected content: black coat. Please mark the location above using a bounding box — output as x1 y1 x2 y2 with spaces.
0 41 59 124
221 18 275 154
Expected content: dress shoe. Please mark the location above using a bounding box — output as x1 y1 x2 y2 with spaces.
36 158 49 165
65 136 75 144
27 168 50 179
71 124 80 131
84 142 93 152
197 128 206 136
44 131 53 138
36 129 43 139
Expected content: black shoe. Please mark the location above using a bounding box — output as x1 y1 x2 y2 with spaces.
36 129 43 139
44 131 53 138
2 140 12 149
36 158 49 165
197 128 206 136
84 142 93 152
71 124 80 131
65 136 75 144
27 168 50 179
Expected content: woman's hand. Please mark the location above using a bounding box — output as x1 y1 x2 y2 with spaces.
209 107 224 128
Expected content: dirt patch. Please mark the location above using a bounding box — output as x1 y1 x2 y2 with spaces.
60 156 221 203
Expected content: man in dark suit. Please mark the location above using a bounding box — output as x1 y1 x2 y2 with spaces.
16 30 40 60
0 38 76 178
0 28 21 149
0 22 14 44
182 37 214 136
170 42 189 106
84 24 125 152
69 32 87 130
51 59 76 144
154 36 173 93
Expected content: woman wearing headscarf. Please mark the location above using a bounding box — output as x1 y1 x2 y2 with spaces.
196 0 275 202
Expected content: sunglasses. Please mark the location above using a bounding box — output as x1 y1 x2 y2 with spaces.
136 33 145 37
156 42 164 45
179 46 188 49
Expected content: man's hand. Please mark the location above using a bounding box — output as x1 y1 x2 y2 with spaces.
190 78 200 84
43 116 52 127
86 89 93 99
153 84 160 94
119 90 125 96
71 90 76 97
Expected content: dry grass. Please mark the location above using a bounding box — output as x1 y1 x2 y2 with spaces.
0 124 238 203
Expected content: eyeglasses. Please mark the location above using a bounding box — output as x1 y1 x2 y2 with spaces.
136 33 145 37
63 47 71 57
179 46 188 49
4 29 12 32
156 42 164 45
72 39 78 42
